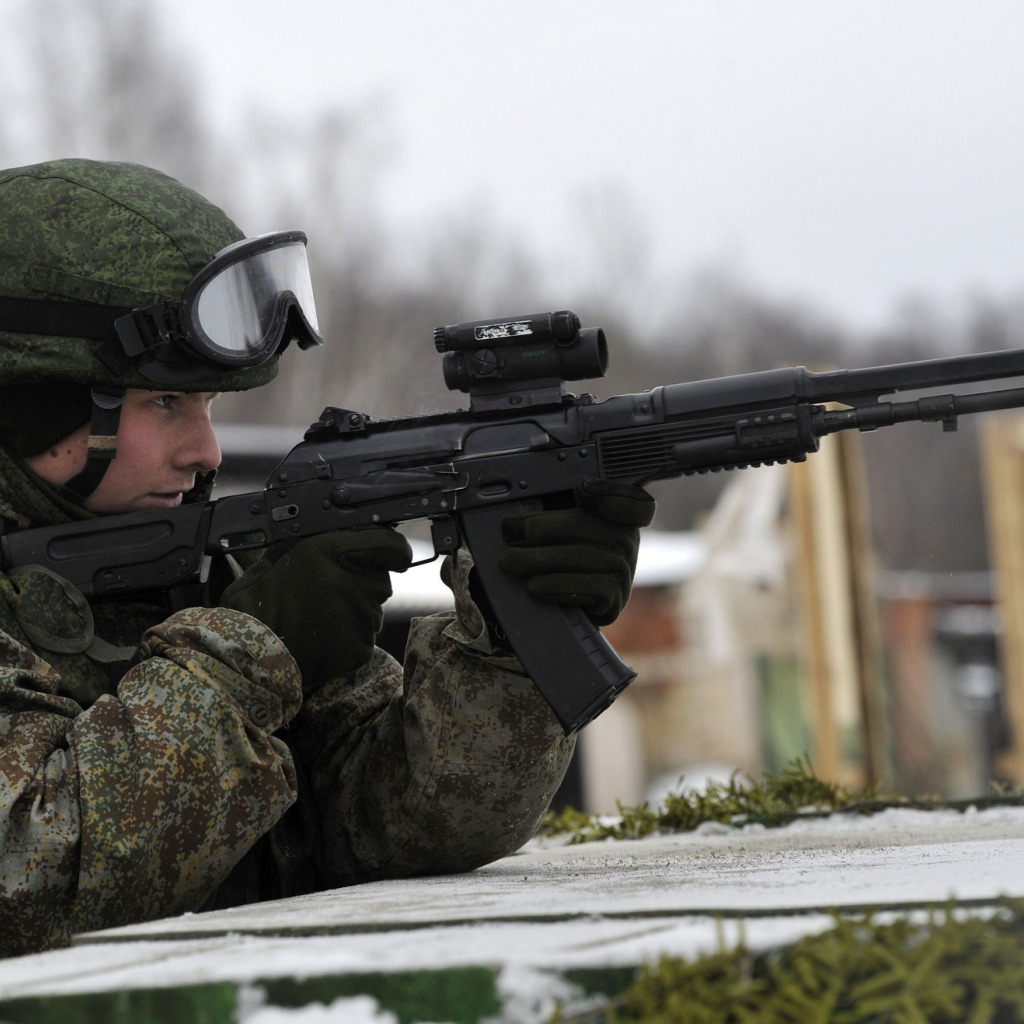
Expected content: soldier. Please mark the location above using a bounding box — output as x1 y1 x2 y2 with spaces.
0 159 653 956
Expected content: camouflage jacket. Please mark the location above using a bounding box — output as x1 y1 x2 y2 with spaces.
0 449 574 956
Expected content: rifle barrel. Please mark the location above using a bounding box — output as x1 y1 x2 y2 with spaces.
818 384 1024 436
807 347 1024 401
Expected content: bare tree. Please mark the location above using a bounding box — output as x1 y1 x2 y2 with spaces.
2 0 212 186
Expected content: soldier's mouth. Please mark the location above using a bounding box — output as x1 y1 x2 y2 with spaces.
146 492 185 508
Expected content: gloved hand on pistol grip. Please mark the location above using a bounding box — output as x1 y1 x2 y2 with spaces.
221 527 413 691
497 479 656 626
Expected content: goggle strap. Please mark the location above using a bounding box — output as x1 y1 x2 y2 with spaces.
0 296 129 340
114 304 188 357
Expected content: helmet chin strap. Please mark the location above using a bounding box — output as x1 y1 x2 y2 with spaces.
60 385 124 504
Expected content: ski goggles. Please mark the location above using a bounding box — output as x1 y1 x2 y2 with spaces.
112 230 323 383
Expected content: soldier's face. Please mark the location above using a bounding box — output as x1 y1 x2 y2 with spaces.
26 389 222 515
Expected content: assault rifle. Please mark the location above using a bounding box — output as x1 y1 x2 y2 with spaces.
5 310 1024 733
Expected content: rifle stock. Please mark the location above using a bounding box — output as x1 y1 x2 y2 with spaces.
5 311 1024 733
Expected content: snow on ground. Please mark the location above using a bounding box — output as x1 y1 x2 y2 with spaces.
239 994 399 1024
0 805 1020 1005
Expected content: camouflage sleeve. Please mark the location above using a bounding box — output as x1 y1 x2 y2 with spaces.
0 606 302 956
289 549 576 886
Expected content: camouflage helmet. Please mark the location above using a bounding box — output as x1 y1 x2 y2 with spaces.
0 158 282 392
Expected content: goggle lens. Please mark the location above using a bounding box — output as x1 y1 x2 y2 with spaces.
192 238 321 361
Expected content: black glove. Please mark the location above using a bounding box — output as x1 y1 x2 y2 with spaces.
498 480 655 626
221 528 413 690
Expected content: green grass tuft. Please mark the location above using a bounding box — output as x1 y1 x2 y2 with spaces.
556 901 1024 1024
540 755 1024 844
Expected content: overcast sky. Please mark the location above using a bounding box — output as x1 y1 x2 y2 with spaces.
59 2 1024 329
